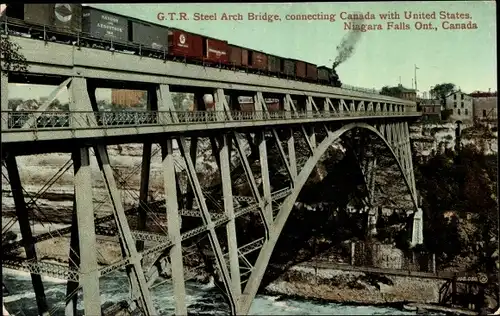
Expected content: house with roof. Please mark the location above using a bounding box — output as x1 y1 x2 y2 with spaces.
419 99 441 121
470 91 497 124
444 90 474 123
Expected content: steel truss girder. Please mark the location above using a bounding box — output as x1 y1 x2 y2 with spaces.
217 134 242 299
94 145 156 315
4 154 49 315
177 135 238 314
237 122 421 314
161 139 187 315
1 80 419 147
232 131 271 239
1 69 420 316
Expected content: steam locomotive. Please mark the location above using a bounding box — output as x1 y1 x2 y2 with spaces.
1 4 342 88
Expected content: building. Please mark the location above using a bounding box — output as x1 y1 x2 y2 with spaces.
399 84 417 101
444 90 474 123
470 91 497 123
420 99 441 121
111 89 147 108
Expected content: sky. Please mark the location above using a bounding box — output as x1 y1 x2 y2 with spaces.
7 1 497 101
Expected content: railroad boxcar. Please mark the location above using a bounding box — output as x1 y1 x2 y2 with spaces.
317 66 330 83
204 38 229 64
82 6 128 43
241 47 249 67
228 44 242 67
306 63 318 81
265 98 280 112
267 54 281 74
6 4 82 34
248 50 268 71
282 59 296 78
168 28 203 59
237 96 254 112
131 21 168 51
295 60 306 79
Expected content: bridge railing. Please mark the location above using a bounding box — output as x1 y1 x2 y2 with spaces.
0 110 421 131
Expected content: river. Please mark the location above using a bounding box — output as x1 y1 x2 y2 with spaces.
2 269 417 316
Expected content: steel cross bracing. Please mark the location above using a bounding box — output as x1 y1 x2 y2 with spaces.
1 37 422 316
1 124 421 316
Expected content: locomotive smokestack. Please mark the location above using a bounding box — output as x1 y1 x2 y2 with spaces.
332 12 365 69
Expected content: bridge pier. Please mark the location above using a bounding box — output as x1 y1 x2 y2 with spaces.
219 134 243 304
136 141 152 252
366 207 380 238
161 139 187 315
95 145 157 315
73 147 102 316
64 199 80 316
136 87 156 252
1 71 8 112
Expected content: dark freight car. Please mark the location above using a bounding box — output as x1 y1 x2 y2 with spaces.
265 98 280 112
228 45 242 67
82 7 128 43
168 29 203 59
204 38 228 64
306 63 318 81
295 60 306 79
21 4 82 33
317 66 330 82
267 54 281 74
241 48 249 67
131 21 168 51
248 50 268 71
283 59 296 77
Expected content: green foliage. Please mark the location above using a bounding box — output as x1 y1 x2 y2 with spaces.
430 83 456 105
416 145 498 271
380 85 404 98
7 98 23 110
1 34 28 73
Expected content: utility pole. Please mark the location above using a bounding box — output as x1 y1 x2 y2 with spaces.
414 64 419 96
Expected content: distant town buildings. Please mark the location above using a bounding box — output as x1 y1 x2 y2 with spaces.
111 89 146 108
444 90 474 123
420 99 441 121
399 84 417 101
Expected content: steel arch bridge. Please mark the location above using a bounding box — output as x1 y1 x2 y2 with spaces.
1 36 422 316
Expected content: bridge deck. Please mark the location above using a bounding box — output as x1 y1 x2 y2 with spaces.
1 110 420 145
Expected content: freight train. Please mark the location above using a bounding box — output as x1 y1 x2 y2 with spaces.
1 4 342 88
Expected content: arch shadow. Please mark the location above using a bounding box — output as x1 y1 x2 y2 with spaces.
239 122 419 314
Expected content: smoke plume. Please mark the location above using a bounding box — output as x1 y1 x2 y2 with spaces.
332 12 364 69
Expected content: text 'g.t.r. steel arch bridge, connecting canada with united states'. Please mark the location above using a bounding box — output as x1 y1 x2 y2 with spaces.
1 32 423 315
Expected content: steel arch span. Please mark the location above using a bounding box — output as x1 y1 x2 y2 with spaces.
238 122 422 315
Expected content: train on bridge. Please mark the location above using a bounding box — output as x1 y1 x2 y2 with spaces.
2 4 342 87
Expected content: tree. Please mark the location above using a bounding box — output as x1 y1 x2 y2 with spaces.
380 85 404 98
1 33 28 73
430 83 456 105
8 98 23 110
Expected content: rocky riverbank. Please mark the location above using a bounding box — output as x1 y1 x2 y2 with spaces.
264 264 445 305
